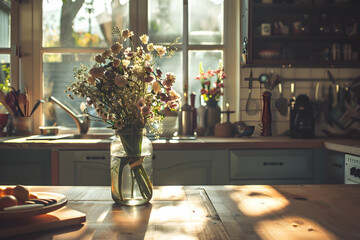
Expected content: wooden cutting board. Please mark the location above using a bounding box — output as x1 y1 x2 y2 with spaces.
0 207 86 239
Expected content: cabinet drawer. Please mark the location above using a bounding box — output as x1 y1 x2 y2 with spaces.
230 149 314 180
326 151 344 184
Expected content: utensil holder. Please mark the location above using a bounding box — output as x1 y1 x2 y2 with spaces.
13 117 32 136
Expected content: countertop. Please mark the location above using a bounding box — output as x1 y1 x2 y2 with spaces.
1 185 359 240
1 135 359 155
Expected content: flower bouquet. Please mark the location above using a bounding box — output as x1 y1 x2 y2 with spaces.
195 61 226 104
195 61 226 135
69 27 180 205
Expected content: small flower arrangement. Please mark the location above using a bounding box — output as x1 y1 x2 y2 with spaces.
195 61 226 102
69 27 181 132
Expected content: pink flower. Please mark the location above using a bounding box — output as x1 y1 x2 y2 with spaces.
204 80 210 86
143 74 154 83
201 89 208 95
152 81 161 93
221 73 226 79
111 42 123 55
112 58 121 67
89 67 104 79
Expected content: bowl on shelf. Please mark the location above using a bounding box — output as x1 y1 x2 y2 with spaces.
258 50 279 59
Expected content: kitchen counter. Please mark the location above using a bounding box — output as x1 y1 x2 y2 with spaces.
1 135 359 155
1 185 359 239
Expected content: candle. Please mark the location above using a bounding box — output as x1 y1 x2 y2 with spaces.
226 103 230 111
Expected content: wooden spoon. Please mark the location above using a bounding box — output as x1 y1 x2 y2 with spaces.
18 93 27 117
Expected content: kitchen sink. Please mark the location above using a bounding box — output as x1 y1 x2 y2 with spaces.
64 134 114 140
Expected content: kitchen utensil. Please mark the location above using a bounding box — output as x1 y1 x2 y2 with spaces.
312 82 322 123
261 91 272 136
327 70 335 84
275 82 288 116
30 99 45 116
17 93 27 117
330 86 356 130
245 69 259 116
259 73 269 84
327 85 333 126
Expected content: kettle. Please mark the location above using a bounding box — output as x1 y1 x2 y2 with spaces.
290 94 314 138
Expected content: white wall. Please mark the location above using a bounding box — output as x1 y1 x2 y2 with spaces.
239 67 360 136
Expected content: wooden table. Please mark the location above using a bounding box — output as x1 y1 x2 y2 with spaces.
1 185 360 240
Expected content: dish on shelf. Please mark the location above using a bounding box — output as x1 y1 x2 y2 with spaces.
0 192 67 219
258 50 279 59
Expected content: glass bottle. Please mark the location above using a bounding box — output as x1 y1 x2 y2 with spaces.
111 127 153 206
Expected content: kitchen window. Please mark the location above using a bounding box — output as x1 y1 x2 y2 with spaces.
11 0 239 133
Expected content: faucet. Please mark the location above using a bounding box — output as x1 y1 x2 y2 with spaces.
48 96 90 135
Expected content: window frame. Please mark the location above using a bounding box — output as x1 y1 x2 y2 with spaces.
20 0 240 134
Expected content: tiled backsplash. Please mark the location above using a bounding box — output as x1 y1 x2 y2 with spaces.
240 68 360 136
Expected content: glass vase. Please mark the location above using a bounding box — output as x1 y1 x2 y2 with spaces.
205 99 221 136
110 127 153 206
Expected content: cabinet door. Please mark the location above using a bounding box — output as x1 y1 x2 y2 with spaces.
0 149 51 185
153 150 229 185
326 150 344 184
59 150 110 186
230 149 315 184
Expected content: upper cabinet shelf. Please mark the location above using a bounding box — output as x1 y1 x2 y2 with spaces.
241 0 360 68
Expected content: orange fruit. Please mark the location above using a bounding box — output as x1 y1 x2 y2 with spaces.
29 192 39 199
2 187 13 196
0 195 18 210
12 185 29 203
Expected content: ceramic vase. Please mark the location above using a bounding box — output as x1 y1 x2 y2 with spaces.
205 99 221 136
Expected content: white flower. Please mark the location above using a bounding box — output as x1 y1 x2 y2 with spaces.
122 59 130 68
154 45 166 57
140 34 149 44
147 43 154 51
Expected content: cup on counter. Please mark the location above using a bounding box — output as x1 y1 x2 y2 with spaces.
12 117 32 136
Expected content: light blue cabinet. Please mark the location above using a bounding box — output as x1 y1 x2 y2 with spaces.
59 150 110 186
153 150 229 185
0 149 52 185
326 150 345 184
230 149 317 185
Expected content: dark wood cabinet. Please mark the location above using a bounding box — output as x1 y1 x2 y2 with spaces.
241 0 360 68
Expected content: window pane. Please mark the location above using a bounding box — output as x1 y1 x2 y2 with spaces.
188 50 223 107
42 0 129 48
148 0 182 44
43 53 108 128
0 54 10 93
0 0 11 48
189 0 223 45
155 51 183 96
